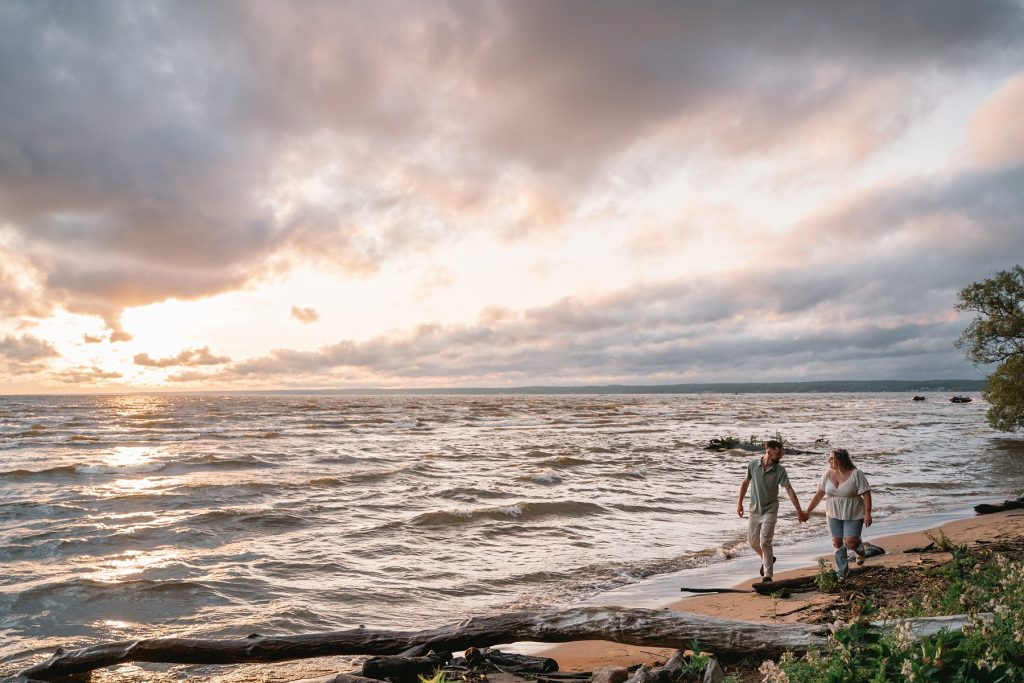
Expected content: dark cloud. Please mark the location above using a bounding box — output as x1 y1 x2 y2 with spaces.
134 346 231 368
3 0 1022 336
473 0 1024 169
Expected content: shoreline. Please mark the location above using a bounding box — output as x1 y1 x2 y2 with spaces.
529 506 1024 671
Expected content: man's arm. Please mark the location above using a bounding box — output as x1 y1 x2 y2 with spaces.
862 491 873 527
737 478 750 517
785 484 806 523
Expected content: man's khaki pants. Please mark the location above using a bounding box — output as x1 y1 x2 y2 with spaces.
747 510 777 578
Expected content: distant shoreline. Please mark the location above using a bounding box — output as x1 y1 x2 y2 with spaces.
2 379 988 397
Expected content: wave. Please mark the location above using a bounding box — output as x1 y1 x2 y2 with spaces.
408 500 606 527
180 453 276 469
516 468 563 484
11 577 230 617
189 508 313 529
538 456 590 468
0 464 80 478
77 462 166 475
888 481 964 490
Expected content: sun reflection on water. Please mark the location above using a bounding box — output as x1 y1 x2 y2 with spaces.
88 548 182 582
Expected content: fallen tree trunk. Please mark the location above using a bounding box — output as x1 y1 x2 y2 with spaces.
20 606 828 680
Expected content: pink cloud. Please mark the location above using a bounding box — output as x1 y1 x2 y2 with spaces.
968 72 1024 167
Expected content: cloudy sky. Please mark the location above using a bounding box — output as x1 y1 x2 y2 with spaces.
2 0 1023 392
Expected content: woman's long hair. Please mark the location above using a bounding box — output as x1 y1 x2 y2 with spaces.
830 448 855 471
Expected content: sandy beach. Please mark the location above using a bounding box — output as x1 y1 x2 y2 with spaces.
537 508 1024 672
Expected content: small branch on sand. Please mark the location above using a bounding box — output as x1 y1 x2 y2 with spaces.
678 587 752 594
752 566 878 595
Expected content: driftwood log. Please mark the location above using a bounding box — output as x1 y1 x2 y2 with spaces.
20 606 828 680
288 674 382 683
975 496 1024 515
362 652 451 683
481 648 559 673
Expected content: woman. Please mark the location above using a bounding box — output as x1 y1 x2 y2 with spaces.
805 448 872 579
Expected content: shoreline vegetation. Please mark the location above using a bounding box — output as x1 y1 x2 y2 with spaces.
20 506 1024 682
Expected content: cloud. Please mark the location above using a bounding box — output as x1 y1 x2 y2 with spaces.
191 150 1024 387
134 346 231 368
167 370 215 383
968 71 1024 167
82 334 105 344
209 261 975 386
290 306 319 324
471 1 1024 170
2 0 1022 339
0 334 59 366
55 365 123 384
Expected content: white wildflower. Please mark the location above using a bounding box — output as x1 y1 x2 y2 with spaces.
758 659 790 683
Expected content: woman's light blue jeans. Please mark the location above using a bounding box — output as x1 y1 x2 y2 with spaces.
827 517 864 578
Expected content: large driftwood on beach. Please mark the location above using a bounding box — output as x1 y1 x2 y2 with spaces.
975 495 1024 515
20 606 828 680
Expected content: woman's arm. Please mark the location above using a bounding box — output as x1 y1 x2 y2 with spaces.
862 490 873 527
806 489 825 515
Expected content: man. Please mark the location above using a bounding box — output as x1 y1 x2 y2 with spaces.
736 439 806 581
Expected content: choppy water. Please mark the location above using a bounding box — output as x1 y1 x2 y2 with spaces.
2 392 1022 681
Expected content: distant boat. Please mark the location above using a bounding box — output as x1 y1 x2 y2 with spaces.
912 396 926 401
950 396 972 403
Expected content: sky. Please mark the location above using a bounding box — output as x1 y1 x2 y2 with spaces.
2 0 1024 393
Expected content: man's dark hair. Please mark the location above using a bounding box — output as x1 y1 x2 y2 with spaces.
765 439 783 450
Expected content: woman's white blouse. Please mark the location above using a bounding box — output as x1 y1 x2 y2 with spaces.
817 468 871 520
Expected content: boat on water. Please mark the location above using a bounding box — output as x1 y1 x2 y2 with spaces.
950 396 973 403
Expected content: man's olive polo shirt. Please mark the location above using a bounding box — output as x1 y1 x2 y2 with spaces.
746 456 790 514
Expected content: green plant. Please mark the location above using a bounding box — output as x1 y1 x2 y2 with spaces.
773 547 1024 681
815 558 840 593
680 640 710 679
418 671 450 683
923 527 956 552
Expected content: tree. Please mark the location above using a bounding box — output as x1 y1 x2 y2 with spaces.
956 266 1024 431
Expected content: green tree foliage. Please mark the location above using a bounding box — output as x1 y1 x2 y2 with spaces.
956 266 1024 431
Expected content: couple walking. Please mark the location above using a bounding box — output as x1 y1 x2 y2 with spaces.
736 440 873 581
